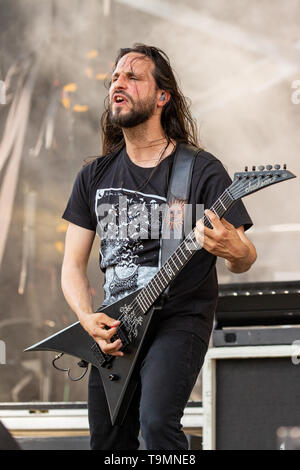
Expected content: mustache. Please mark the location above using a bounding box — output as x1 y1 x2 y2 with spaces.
112 91 132 103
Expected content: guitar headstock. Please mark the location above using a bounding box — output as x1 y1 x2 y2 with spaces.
229 164 296 201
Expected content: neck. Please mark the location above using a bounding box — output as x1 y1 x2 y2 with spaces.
122 119 175 168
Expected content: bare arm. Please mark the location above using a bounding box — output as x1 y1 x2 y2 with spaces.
224 225 257 273
195 209 257 273
61 222 124 356
61 222 96 319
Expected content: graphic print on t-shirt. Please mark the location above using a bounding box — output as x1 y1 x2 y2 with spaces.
95 187 166 306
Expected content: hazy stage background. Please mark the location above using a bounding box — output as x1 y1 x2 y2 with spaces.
0 0 299 403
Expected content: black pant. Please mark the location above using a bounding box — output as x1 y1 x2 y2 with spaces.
88 329 208 450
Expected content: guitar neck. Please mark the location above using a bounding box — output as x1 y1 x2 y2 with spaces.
134 188 235 314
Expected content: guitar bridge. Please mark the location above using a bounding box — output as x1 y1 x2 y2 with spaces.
90 324 131 369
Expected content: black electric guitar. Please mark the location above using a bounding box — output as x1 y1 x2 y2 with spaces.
25 165 296 425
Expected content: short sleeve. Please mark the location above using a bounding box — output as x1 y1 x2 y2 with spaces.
62 165 96 231
195 153 253 232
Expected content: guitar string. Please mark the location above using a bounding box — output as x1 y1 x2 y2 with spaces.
114 186 239 324
111 174 270 335
118 184 240 319
112 188 235 329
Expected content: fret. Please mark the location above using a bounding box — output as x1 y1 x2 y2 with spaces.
155 275 164 291
169 257 179 273
141 293 151 310
159 269 169 285
211 203 223 219
145 281 159 301
219 199 226 210
136 293 151 314
185 243 192 254
149 277 161 296
148 275 164 296
173 251 183 267
183 234 198 253
136 295 147 312
134 188 237 315
144 288 156 304
190 236 200 251
165 261 175 276
161 267 172 281
134 303 143 316
225 188 233 203
179 245 188 260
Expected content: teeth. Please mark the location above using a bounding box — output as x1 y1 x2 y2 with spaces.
116 96 124 102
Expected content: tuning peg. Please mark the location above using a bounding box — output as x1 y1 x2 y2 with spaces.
252 166 256 171
266 165 272 170
244 166 248 171
283 164 287 170
274 164 281 170
258 165 265 171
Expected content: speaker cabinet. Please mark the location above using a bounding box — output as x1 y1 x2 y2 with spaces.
202 345 300 450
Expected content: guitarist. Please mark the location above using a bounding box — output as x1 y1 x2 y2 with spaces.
61 44 257 450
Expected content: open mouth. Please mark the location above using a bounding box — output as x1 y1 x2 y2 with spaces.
113 94 128 106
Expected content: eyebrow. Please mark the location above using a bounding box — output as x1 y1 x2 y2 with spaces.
111 71 143 80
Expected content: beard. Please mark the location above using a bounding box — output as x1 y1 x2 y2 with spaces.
109 94 157 129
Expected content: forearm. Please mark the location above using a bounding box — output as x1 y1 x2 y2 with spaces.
225 239 257 273
61 262 94 322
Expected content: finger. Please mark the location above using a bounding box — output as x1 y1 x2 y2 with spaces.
103 325 120 342
90 319 120 342
221 217 234 229
195 218 209 236
196 219 215 239
195 220 215 248
194 223 204 244
97 312 120 328
204 209 221 229
101 347 124 357
101 338 124 356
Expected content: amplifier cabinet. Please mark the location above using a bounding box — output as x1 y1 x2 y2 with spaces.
202 345 300 450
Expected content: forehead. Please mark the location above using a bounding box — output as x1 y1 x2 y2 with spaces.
113 52 155 77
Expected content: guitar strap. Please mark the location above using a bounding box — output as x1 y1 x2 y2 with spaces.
160 142 199 300
96 143 199 301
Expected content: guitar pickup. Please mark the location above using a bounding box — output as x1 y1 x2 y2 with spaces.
117 325 130 351
90 342 113 368
110 325 130 351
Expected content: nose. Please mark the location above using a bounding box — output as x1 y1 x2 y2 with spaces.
111 73 128 94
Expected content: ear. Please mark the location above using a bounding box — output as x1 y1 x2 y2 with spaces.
157 90 171 108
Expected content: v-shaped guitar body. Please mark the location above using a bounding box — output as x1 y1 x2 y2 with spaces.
95 294 157 425
25 289 157 425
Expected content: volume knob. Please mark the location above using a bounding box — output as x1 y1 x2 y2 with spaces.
109 374 120 381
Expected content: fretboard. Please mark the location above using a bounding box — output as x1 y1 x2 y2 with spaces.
133 188 235 314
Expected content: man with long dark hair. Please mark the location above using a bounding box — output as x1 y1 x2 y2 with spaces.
61 44 256 450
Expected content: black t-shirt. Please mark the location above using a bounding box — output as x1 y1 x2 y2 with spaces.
62 145 253 345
